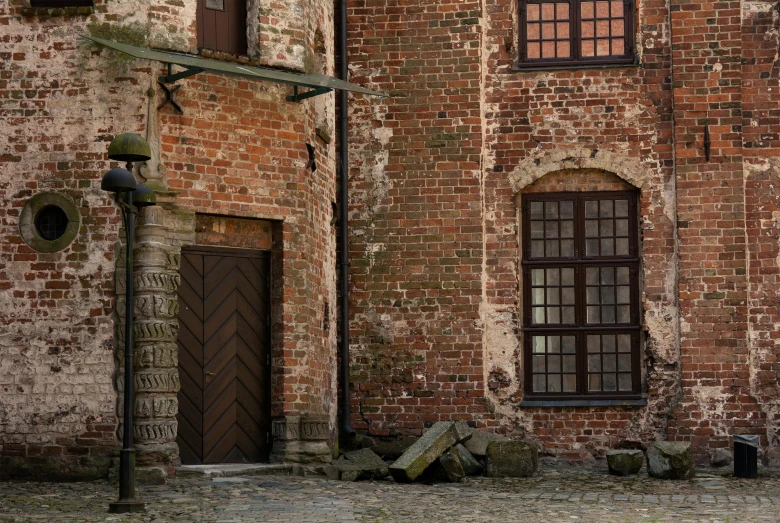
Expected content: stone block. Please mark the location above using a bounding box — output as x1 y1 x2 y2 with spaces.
389 422 459 482
453 421 472 443
453 444 483 476
485 441 538 478
343 448 389 479
463 430 508 457
647 441 695 480
711 449 733 468
606 450 644 476
439 448 465 483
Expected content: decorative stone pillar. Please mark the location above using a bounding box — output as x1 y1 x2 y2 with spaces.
270 416 331 463
115 206 181 473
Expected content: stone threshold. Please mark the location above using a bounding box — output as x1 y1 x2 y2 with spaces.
176 463 294 478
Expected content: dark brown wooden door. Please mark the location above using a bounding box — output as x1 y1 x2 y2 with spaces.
176 247 271 464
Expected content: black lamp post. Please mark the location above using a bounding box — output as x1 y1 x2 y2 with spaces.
103 133 155 514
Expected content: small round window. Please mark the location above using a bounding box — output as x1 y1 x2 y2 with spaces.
34 205 69 241
19 193 81 253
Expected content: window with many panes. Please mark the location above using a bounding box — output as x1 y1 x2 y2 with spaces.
517 0 635 68
522 192 641 400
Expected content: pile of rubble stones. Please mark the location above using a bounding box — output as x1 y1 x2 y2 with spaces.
326 421 697 483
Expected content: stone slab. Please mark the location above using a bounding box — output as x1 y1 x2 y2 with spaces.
343 448 389 479
440 448 465 482
485 440 538 478
389 422 459 482
647 441 695 480
606 450 644 476
453 444 483 476
175 463 293 478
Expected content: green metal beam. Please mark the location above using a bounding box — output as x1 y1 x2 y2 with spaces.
286 86 333 103
82 35 387 99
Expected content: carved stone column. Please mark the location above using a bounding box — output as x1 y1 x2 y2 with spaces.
116 206 181 473
270 416 331 463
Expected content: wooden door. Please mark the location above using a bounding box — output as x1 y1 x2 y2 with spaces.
176 247 271 464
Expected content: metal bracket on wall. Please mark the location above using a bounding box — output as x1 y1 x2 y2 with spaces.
704 123 711 161
157 82 183 114
159 63 204 84
286 85 332 103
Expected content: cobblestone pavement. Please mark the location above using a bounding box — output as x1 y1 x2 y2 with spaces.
2 465 780 523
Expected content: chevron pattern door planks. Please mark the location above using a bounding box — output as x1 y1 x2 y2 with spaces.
176 247 271 464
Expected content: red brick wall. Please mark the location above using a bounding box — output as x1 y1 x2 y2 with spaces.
346 0 682 456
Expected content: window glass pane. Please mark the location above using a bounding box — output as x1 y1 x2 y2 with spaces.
617 286 630 303
582 39 595 57
562 306 575 323
557 41 571 58
616 238 629 255
545 240 560 257
546 221 559 238
562 287 575 304
618 353 631 372
603 334 615 352
603 353 616 372
560 239 574 257
586 287 599 304
586 239 599 256
533 307 545 323
596 1 609 17
542 22 555 39
617 334 631 351
527 3 540 20
547 375 561 392
563 374 577 392
618 373 632 391
611 0 623 17
587 306 599 323
585 220 598 237
615 219 628 236
556 2 569 18
587 335 600 352
548 336 561 352
560 201 574 218
533 355 546 372
618 305 630 323
532 240 544 257
601 267 614 284
615 199 628 216
597 38 610 56
600 219 613 237
612 38 625 55
542 41 556 58
547 307 560 323
528 42 541 59
531 221 544 238
599 200 613 218
602 306 616 323
601 286 615 304
601 238 614 256
530 201 544 218
532 269 545 285
527 23 541 40
562 336 576 353
541 2 555 19
596 20 610 37
557 22 570 39
546 287 560 304
561 221 574 237
616 267 630 284
563 355 576 372
581 1 594 18
533 288 545 305
603 373 617 391
586 267 599 285
588 354 601 372
611 19 624 37
533 336 546 353
533 375 546 392
582 22 594 38
548 355 561 373
547 268 560 285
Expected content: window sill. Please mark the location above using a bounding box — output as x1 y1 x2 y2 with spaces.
517 398 647 408
510 59 640 73
22 6 94 16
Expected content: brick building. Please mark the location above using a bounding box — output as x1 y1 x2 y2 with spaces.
345 0 780 466
1 0 779 480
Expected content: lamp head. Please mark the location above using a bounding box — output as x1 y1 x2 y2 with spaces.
133 183 157 208
108 133 152 164
101 168 137 193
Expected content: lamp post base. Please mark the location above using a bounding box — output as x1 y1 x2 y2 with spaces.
108 500 146 513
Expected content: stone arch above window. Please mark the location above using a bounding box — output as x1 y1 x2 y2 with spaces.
508 147 650 195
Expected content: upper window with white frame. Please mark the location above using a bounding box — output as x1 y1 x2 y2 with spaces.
517 0 635 69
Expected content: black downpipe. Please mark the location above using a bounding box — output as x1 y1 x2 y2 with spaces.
339 0 355 437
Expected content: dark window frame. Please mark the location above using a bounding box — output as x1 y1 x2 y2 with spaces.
517 0 636 69
521 191 642 401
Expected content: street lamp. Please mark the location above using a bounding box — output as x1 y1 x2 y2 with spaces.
103 133 155 514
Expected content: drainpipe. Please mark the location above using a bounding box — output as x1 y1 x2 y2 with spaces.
339 0 355 438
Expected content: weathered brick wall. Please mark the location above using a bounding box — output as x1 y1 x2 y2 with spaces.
0 0 339 476
742 1 780 466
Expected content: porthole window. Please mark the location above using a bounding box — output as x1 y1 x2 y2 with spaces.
35 205 69 241
19 193 81 253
